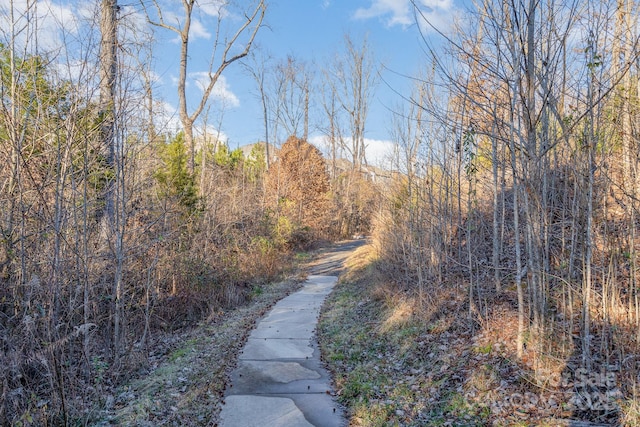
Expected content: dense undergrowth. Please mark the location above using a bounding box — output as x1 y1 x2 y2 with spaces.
0 132 347 426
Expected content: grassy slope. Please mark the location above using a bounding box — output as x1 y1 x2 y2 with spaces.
317 244 488 426
317 243 623 427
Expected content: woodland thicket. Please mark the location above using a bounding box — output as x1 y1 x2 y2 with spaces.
0 1 363 421
7 0 640 425
372 0 640 423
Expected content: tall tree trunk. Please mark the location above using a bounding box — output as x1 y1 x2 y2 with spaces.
304 83 309 142
100 0 120 354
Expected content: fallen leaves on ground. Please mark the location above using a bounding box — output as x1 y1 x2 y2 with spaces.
317 244 622 426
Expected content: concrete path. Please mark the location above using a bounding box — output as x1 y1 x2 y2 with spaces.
220 241 364 427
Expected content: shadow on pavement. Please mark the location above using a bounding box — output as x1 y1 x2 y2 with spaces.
306 239 368 276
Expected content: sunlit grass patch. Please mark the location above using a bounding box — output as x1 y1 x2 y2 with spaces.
352 401 395 427
620 395 640 426
340 242 379 282
466 363 500 393
341 366 377 401
379 297 415 333
474 343 493 355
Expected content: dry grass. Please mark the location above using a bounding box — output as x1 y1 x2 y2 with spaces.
318 242 633 426
620 394 640 427
379 297 416 333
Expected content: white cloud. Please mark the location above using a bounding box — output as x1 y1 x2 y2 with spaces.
147 70 163 85
0 0 82 53
365 137 396 169
189 18 211 40
42 0 80 32
198 0 225 18
353 0 412 27
153 101 230 144
198 124 228 144
190 72 240 108
119 4 151 40
155 101 182 135
54 58 95 88
422 0 452 9
150 1 221 41
308 135 328 151
210 76 240 107
353 0 456 32
309 134 396 169
146 4 211 42
413 0 457 35
155 102 231 152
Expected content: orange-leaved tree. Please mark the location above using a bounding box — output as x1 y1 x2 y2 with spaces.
265 136 331 247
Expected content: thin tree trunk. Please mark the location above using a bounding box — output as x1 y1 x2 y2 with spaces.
582 34 597 370
492 125 501 293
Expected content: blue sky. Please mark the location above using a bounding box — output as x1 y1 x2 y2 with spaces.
156 0 464 162
226 0 426 145
0 0 463 164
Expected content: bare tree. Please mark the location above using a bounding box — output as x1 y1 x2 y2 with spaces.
272 56 312 142
320 71 344 180
99 0 125 354
327 34 379 172
140 0 266 174
244 49 272 169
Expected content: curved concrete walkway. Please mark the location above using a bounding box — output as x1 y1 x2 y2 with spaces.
219 274 345 427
